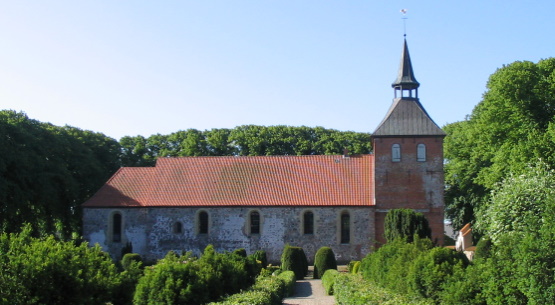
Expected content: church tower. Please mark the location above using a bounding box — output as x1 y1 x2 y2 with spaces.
372 39 446 245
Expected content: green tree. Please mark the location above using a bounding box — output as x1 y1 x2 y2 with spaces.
444 58 555 229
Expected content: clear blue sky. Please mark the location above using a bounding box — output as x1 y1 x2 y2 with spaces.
1 1 553 140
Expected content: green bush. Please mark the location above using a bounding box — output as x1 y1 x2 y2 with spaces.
347 260 359 273
253 249 268 267
280 245 308 280
134 245 259 305
322 269 339 295
474 237 492 259
334 273 432 305
407 247 469 301
361 238 432 295
384 209 431 243
209 275 288 305
0 226 120 305
233 248 247 257
278 270 296 297
352 261 361 274
313 246 337 279
121 253 143 271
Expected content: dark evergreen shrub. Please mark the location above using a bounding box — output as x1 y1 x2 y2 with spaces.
253 249 268 267
313 246 337 279
280 245 308 280
407 247 469 301
384 209 432 243
121 253 142 271
474 237 492 259
233 248 247 257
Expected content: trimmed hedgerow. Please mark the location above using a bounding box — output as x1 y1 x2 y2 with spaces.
209 273 294 305
280 245 308 280
334 273 433 305
313 246 337 279
322 269 339 295
278 270 296 297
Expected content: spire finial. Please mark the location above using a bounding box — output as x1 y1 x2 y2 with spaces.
400 9 408 37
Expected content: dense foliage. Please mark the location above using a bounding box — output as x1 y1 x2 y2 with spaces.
360 237 468 302
133 245 260 305
0 226 122 305
313 246 337 279
280 245 308 280
333 273 433 305
321 269 339 295
119 125 372 166
0 110 120 236
384 209 432 243
444 58 555 229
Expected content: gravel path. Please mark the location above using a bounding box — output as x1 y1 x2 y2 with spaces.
282 279 336 305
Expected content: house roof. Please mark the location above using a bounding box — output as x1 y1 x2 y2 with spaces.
372 98 446 137
83 154 374 208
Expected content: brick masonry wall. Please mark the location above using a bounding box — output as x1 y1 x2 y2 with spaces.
373 136 445 245
83 206 375 264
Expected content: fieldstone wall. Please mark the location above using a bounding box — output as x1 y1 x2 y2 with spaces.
83 206 375 264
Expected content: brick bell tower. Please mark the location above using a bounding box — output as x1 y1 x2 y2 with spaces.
372 38 446 245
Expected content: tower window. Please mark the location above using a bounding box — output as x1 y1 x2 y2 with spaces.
112 213 122 243
250 211 260 234
303 211 314 235
198 211 209 234
340 212 350 244
392 144 401 162
417 144 426 162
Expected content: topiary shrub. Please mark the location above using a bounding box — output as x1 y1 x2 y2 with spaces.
278 270 296 297
233 248 247 257
280 245 308 280
384 209 432 243
121 253 142 271
321 269 339 295
313 247 337 279
252 250 268 267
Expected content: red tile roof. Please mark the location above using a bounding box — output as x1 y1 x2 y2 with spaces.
83 155 374 208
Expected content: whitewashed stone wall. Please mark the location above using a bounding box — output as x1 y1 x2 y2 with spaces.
83 206 375 264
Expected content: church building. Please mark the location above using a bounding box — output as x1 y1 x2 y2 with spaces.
82 39 446 263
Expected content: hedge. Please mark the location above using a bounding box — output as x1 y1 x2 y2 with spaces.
313 246 337 279
334 273 433 305
280 245 308 280
209 271 295 305
321 269 339 295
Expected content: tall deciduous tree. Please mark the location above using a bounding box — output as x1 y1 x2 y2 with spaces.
444 58 555 229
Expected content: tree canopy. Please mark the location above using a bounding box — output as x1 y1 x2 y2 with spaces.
119 125 372 167
0 110 120 236
444 58 555 229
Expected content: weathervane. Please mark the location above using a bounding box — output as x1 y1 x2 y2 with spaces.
400 9 408 37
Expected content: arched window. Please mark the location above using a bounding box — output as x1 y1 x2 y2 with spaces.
340 212 350 244
112 213 122 243
303 211 314 235
198 211 209 234
417 143 426 162
392 144 401 162
173 221 183 234
250 211 260 234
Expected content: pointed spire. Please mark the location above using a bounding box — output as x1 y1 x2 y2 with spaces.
392 39 419 98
